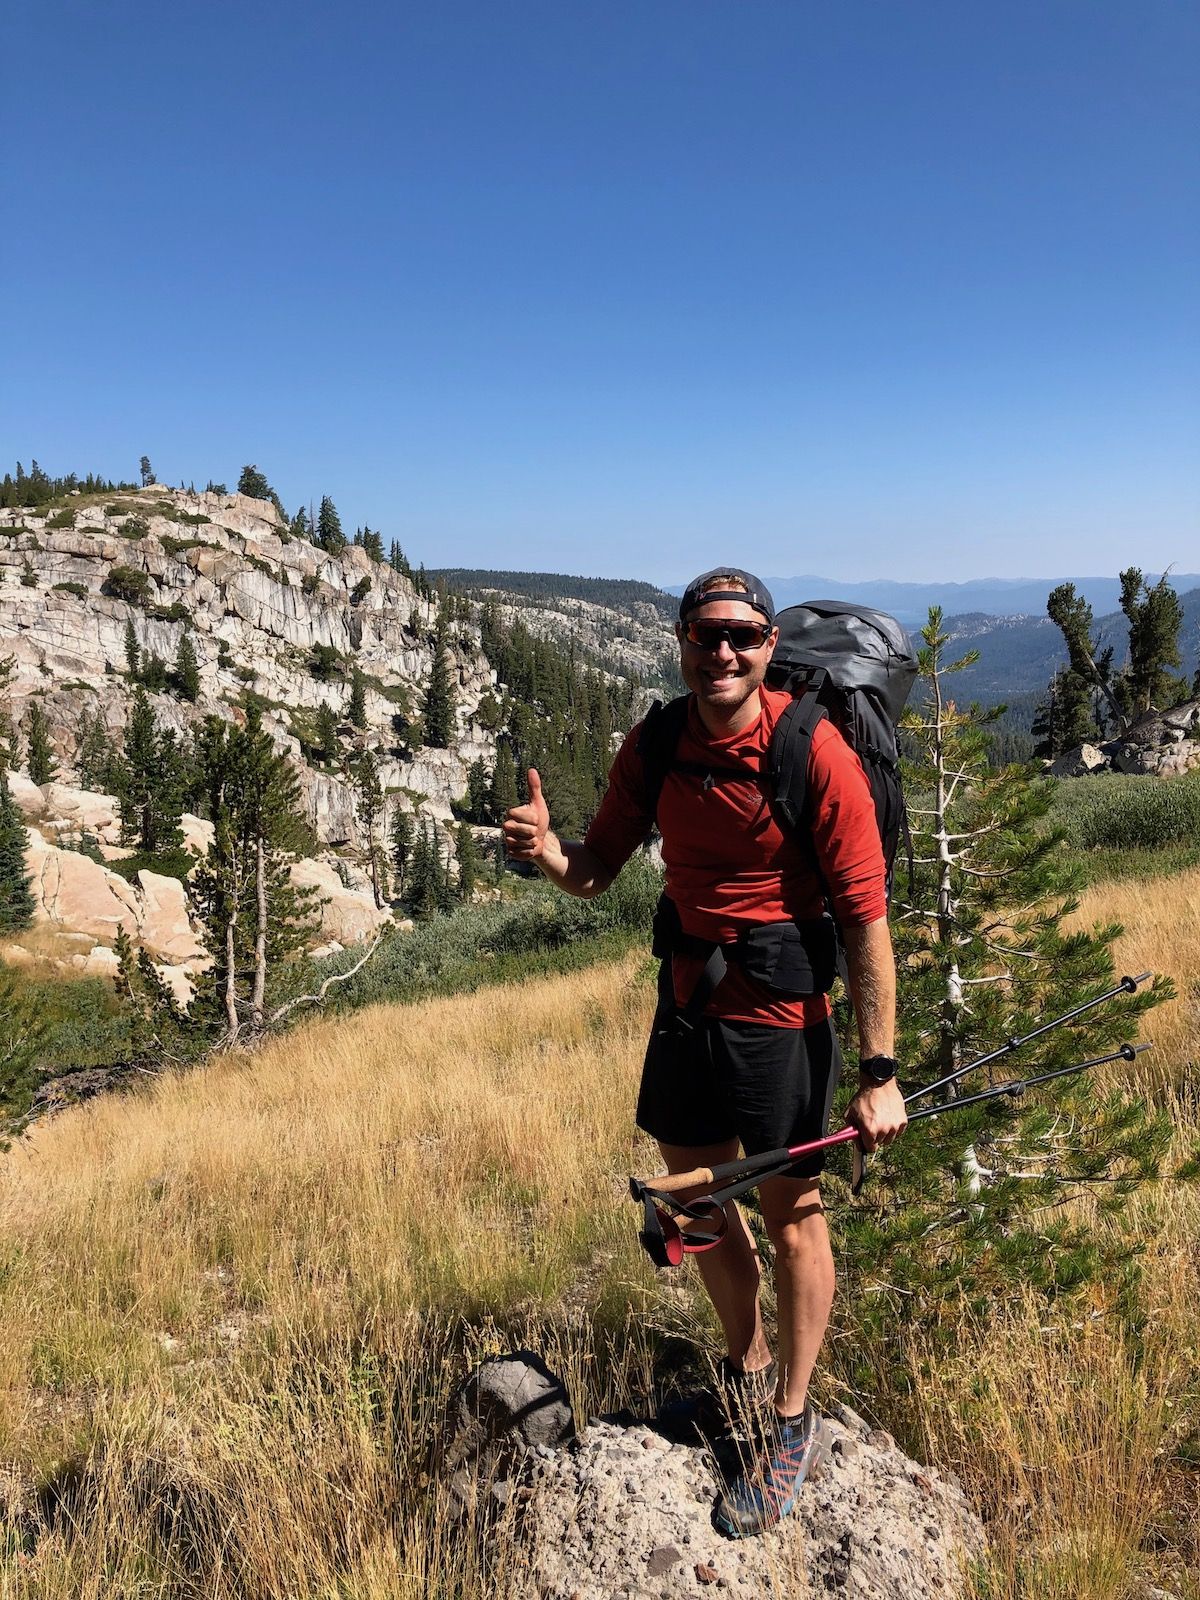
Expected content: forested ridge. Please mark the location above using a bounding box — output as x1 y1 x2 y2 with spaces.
427 567 676 617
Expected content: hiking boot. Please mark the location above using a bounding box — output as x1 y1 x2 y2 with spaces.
714 1402 828 1538
657 1357 778 1442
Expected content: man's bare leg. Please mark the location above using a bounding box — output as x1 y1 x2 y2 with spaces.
758 1174 834 1416
658 1140 773 1373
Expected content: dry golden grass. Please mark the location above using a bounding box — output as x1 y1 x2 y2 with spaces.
0 878 1197 1597
1069 866 1200 1097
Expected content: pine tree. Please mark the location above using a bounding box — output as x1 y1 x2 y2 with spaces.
237 464 271 500
830 608 1170 1384
362 528 385 563
0 958 46 1134
421 616 456 748
1118 568 1185 716
141 654 168 694
139 455 153 487
354 749 385 909
455 820 479 902
0 773 34 933
314 701 339 767
347 671 368 731
290 507 310 542
316 496 345 555
124 618 141 681
189 710 323 1041
174 632 201 702
117 689 185 853
1047 582 1125 735
389 806 413 898
75 707 120 792
464 756 490 822
24 701 57 785
489 741 519 820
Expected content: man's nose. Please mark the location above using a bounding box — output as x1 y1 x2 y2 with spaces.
712 636 737 661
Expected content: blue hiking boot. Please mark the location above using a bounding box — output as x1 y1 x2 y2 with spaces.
714 1403 828 1538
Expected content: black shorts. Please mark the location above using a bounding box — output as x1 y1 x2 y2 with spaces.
636 1004 844 1181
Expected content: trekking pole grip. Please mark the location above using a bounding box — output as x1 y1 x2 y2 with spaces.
647 1164 716 1195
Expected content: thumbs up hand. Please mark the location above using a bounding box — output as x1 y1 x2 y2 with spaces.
503 767 552 860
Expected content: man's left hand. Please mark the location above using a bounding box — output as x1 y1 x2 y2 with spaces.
845 1079 908 1152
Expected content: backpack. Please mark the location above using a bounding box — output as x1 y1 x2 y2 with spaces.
636 601 917 1019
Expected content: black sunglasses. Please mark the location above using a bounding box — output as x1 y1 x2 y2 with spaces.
682 620 773 651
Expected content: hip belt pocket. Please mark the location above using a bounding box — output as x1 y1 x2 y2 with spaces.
736 917 838 996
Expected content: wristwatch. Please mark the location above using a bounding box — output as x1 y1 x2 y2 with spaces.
859 1054 899 1086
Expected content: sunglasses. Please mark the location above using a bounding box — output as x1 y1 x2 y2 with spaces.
682 620 773 651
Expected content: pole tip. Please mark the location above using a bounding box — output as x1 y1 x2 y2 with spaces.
1122 972 1152 991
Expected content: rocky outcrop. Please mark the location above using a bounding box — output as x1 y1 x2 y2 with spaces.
1050 701 1200 780
1106 701 1200 776
443 1355 986 1600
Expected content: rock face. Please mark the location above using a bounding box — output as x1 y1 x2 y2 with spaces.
0 487 500 852
443 1356 986 1600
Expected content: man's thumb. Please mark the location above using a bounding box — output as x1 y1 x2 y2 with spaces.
527 768 544 805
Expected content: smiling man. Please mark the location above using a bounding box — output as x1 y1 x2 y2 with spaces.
503 568 906 1537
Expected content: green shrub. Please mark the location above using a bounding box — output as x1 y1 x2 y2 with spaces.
149 600 190 623
1052 771 1200 850
102 565 152 605
106 848 197 885
121 515 150 540
45 508 76 529
301 573 320 596
328 852 662 1013
160 534 211 558
52 581 88 598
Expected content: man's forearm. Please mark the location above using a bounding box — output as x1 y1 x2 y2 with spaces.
532 834 615 899
841 917 896 1062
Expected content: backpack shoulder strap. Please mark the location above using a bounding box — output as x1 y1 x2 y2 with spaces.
767 682 829 833
636 694 690 822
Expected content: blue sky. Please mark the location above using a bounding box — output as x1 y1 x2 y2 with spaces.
4 1 1197 585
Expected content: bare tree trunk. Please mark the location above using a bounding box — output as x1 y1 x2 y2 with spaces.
224 911 239 1043
931 661 963 1084
250 833 267 1029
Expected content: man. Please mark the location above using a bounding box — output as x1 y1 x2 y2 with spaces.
503 568 906 1537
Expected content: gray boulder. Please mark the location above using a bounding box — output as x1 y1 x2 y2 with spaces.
443 1355 986 1599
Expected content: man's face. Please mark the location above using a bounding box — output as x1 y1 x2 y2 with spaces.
675 598 779 717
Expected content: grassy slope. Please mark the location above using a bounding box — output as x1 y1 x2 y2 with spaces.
0 873 1197 1597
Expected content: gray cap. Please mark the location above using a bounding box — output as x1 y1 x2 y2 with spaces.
678 567 775 626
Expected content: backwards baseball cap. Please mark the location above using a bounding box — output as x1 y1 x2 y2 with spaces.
678 567 776 626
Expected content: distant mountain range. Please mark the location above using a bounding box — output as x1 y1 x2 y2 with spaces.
666 574 1200 627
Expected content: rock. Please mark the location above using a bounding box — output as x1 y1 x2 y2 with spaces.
41 781 121 840
6 772 47 818
1049 742 1110 777
1107 700 1200 776
444 1355 986 1600
441 1353 576 1513
136 871 206 962
179 812 215 860
25 829 143 944
287 859 394 947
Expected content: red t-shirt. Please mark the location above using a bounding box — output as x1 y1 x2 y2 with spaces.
584 687 887 1027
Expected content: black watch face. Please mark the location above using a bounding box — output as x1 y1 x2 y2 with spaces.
864 1057 897 1084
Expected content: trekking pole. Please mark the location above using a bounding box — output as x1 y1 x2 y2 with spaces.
630 1036 1152 1269
903 972 1151 1107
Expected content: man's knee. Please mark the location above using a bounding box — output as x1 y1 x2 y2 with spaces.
760 1179 829 1255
